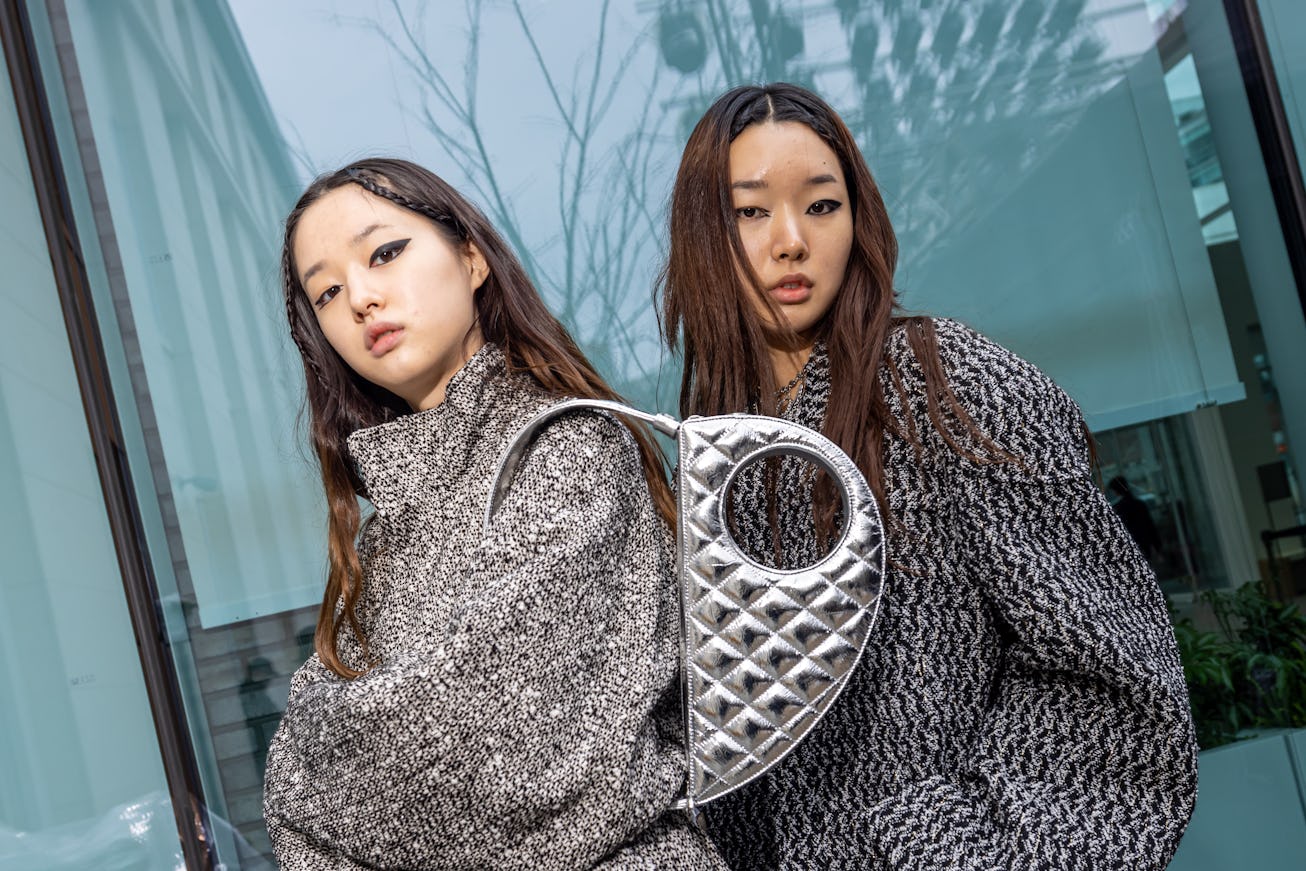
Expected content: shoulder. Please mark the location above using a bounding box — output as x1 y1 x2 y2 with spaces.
518 403 642 472
885 317 1071 421
492 367 640 461
492 400 650 517
473 368 642 482
477 401 666 562
884 317 1089 478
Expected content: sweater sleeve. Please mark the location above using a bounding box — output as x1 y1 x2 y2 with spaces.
864 327 1198 869
262 412 706 870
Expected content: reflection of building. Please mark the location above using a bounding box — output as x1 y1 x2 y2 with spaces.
648 0 1306 599
3 0 1306 867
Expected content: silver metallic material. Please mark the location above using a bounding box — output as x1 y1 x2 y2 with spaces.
673 413 885 809
487 402 885 812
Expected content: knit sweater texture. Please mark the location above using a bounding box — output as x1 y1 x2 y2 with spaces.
704 318 1198 870
262 344 725 870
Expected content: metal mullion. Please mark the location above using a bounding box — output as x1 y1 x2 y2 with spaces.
0 1 215 867
1221 0 1306 317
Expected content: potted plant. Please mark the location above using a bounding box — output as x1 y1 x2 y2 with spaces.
1167 582 1306 870
1172 581 1306 748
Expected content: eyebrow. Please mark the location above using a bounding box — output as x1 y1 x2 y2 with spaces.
300 222 392 285
730 173 840 191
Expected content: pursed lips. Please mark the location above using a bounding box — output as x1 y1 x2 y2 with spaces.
365 321 404 354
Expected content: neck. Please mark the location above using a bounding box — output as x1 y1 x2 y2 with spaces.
410 331 486 411
768 342 813 391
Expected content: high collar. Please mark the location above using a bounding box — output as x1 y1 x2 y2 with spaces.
346 343 508 518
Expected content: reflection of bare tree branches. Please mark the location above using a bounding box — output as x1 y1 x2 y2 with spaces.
362 0 683 400
366 0 545 285
281 120 319 181
831 0 1113 253
650 0 1115 258
359 0 1123 403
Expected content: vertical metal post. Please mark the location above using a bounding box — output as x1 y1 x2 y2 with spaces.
1221 0 1306 317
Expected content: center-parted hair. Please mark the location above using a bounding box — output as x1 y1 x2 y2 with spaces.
658 83 1007 536
283 157 674 678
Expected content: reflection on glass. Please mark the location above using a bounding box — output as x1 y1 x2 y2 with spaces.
26 0 1306 866
1097 418 1229 593
0 44 179 871
1257 0 1306 178
58 0 327 631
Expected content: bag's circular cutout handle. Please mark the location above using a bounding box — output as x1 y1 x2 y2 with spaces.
718 441 856 575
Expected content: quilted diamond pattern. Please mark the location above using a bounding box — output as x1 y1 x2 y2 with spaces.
481 398 886 817
678 414 885 806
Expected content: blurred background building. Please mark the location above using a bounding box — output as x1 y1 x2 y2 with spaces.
1 0 1303 867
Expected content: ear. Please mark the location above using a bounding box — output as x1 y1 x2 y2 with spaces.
464 241 490 292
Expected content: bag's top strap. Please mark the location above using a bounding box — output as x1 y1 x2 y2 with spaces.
483 398 679 535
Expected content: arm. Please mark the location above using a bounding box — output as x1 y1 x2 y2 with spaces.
866 343 1198 870
266 813 373 871
264 413 687 870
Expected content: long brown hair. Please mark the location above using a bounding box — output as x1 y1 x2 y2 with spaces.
659 83 1007 531
283 157 674 678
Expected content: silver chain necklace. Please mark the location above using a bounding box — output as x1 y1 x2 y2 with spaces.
773 369 806 414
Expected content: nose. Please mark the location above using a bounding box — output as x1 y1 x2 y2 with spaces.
771 209 808 262
346 266 385 321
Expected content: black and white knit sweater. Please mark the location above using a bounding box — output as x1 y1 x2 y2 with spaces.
705 319 1198 870
262 345 725 870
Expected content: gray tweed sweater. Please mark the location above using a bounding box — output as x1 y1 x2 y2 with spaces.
705 319 1198 870
262 345 724 870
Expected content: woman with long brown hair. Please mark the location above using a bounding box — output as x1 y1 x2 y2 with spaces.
659 83 1197 869
262 158 724 870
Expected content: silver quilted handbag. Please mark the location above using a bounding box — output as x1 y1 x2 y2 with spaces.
485 400 886 817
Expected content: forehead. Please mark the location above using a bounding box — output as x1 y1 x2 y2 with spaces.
293 185 419 260
728 121 844 186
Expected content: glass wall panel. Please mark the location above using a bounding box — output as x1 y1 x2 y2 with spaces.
0 44 179 871
55 0 324 630
1180 0 1306 586
227 0 1250 432
21 0 1306 865
851 2 1243 433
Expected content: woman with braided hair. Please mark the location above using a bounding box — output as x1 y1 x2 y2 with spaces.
659 83 1198 869
262 158 725 870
